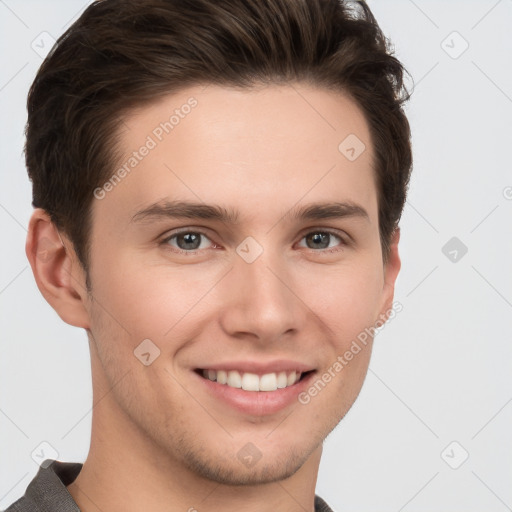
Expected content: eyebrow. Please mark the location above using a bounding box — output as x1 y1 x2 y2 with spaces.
130 199 370 224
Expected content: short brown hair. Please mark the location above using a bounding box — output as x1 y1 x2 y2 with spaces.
25 0 412 289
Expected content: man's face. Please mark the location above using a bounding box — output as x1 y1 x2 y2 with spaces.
81 83 399 484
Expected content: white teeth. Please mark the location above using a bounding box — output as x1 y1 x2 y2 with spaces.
242 372 260 391
201 369 303 391
227 370 242 388
217 370 227 384
259 373 277 391
276 371 288 388
286 372 300 386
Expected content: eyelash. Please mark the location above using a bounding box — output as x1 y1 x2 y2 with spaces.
158 228 350 256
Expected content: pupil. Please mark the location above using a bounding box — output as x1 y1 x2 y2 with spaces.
308 232 329 249
179 233 200 250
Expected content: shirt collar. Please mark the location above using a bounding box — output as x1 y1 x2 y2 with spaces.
24 459 82 512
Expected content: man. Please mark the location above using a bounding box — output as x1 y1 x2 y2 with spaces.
5 0 411 510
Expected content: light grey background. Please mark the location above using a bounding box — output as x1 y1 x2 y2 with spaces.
1 1 511 511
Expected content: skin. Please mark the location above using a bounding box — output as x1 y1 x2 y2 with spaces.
26 83 401 512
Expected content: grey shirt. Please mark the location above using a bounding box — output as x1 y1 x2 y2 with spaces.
3 459 335 512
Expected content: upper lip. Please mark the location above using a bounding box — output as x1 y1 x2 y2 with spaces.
195 359 315 375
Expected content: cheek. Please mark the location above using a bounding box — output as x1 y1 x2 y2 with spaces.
89 255 221 343
297 258 384 343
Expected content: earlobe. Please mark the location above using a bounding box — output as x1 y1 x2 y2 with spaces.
25 209 91 329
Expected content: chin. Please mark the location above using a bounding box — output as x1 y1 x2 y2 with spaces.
177 441 316 486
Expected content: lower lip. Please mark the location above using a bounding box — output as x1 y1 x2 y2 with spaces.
194 370 316 416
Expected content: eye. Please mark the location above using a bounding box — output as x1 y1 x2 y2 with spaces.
160 230 215 254
159 228 348 256
297 230 347 251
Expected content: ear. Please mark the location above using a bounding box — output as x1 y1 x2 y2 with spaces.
377 227 401 322
25 209 91 329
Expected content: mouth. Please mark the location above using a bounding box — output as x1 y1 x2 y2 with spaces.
192 360 317 415
195 368 314 392
192 362 317 421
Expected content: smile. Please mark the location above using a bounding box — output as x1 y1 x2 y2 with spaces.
199 369 304 391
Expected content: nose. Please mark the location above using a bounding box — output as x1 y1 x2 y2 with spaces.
218 245 306 344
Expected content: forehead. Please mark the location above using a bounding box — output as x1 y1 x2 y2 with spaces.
92 83 377 229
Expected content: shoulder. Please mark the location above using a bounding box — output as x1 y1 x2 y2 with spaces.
315 494 337 512
3 496 34 512
2 460 82 512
